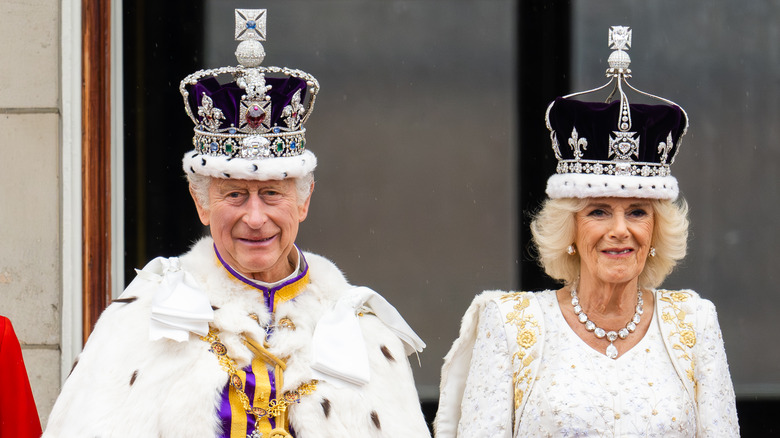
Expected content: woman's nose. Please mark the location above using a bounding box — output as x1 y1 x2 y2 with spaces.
609 214 630 239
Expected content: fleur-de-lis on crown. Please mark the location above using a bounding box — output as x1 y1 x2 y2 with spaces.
282 90 306 129
197 95 225 131
568 127 588 160
658 132 674 164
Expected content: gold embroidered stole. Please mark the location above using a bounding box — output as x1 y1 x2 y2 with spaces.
655 289 701 432
493 292 544 430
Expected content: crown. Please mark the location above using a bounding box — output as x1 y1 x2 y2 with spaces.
544 26 689 200
180 9 320 180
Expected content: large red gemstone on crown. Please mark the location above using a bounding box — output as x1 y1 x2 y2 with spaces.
246 105 266 129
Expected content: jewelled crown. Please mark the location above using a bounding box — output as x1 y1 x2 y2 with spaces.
180 9 319 180
544 26 689 200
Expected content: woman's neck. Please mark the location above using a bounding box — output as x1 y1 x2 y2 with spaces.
574 279 640 318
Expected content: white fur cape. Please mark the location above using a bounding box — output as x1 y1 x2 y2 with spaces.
44 238 431 437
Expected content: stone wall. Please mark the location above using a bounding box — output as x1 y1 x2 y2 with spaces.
0 0 62 425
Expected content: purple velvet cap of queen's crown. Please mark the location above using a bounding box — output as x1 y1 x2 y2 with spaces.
180 8 319 182
543 25 689 201
545 98 687 200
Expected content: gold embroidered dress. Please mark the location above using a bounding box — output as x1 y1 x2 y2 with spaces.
435 290 738 437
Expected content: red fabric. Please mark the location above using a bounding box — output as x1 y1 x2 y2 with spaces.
0 316 42 437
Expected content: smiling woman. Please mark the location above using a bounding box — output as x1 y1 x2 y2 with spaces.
532 197 688 290
436 26 738 438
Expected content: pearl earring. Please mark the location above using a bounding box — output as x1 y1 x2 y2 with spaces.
567 244 577 255
649 246 656 257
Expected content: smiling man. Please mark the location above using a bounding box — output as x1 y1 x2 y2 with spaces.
44 9 430 438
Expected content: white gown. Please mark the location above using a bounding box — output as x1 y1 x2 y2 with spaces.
437 289 739 438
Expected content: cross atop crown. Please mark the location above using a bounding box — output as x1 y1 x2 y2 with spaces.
608 26 631 52
235 9 267 41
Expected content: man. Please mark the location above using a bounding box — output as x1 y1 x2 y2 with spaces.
44 9 430 437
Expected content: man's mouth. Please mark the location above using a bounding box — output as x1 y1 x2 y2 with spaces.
242 235 274 243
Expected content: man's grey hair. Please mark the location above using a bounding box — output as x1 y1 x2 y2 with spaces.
187 172 315 209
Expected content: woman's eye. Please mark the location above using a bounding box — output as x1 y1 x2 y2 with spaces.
629 209 648 217
588 209 607 217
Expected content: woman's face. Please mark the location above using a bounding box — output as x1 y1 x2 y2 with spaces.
574 197 654 288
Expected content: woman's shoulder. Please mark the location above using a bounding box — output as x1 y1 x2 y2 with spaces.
464 289 557 316
655 288 716 312
468 289 555 304
654 288 720 338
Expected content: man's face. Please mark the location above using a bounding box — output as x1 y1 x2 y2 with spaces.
192 178 311 282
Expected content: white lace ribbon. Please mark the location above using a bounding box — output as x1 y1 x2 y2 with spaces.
311 286 425 387
140 257 214 342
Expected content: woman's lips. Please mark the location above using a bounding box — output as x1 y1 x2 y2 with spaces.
603 248 632 255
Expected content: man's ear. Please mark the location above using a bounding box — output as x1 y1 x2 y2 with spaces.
190 184 211 226
297 181 314 223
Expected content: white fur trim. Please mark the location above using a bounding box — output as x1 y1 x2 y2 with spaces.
546 173 678 200
43 238 430 437
182 149 317 180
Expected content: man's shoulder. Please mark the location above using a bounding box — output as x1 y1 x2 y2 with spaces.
301 250 351 296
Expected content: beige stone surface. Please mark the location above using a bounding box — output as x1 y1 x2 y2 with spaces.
0 113 60 345
0 0 59 108
21 346 60 429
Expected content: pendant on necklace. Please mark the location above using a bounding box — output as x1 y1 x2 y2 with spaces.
248 429 263 438
604 330 619 359
606 342 618 359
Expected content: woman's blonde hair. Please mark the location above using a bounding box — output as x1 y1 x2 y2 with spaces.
529 197 689 288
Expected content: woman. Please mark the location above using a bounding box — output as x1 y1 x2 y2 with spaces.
435 27 738 437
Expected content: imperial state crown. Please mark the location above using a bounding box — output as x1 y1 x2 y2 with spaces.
180 9 319 181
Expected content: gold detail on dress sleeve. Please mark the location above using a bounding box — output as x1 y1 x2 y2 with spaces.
659 290 697 386
500 292 540 411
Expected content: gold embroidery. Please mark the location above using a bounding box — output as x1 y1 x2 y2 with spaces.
277 317 296 330
500 292 540 410
659 290 697 387
201 329 317 436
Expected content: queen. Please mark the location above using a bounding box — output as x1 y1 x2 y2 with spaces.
435 26 739 437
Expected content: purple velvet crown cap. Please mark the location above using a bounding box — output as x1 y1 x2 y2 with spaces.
187 75 308 132
548 98 686 165
544 97 687 200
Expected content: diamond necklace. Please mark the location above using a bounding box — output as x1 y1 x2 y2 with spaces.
570 285 643 359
